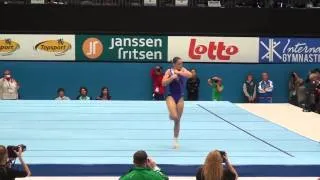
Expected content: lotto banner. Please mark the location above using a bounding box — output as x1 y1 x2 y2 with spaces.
259 38 320 63
167 36 260 63
0 34 75 60
76 35 168 61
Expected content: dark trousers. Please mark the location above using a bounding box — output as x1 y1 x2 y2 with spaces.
153 93 165 100
187 92 199 101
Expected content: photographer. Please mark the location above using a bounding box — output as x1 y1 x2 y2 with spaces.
288 72 304 106
0 145 31 180
208 76 224 101
196 150 238 180
304 69 320 112
120 150 168 180
150 66 165 100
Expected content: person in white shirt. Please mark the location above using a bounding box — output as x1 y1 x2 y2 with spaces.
258 72 273 103
55 88 70 100
0 70 20 100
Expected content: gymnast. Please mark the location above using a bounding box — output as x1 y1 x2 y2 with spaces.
162 57 192 149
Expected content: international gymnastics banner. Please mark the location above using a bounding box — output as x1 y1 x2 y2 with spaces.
259 38 320 64
76 35 168 61
0 34 75 61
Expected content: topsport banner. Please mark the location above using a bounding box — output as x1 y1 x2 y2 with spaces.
0 34 75 61
259 38 320 64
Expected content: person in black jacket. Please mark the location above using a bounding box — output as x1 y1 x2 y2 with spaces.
0 145 31 180
243 74 257 103
196 150 238 180
187 69 200 101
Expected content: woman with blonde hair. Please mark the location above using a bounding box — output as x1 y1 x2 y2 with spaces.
0 145 31 180
196 150 238 180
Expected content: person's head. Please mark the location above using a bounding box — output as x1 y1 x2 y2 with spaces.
203 150 224 180
133 150 148 167
191 68 197 78
0 145 8 166
57 88 65 97
246 74 253 82
100 87 110 98
3 70 11 80
79 87 88 96
172 57 183 71
155 66 162 75
262 72 269 81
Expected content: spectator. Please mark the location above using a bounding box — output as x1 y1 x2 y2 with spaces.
0 145 31 180
0 70 20 100
96 87 111 100
120 150 168 180
55 88 70 100
196 150 238 180
208 76 224 101
288 72 304 106
76 87 91 100
150 66 165 100
304 69 320 112
243 74 257 103
258 72 273 103
187 68 200 101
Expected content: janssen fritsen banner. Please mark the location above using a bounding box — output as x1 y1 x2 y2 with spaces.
167 36 259 63
259 38 320 63
76 35 168 61
0 34 75 60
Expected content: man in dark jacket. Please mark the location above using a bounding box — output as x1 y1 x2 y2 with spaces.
187 69 200 101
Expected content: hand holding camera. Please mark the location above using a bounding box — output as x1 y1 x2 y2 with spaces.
7 144 26 159
13 146 23 158
146 157 158 170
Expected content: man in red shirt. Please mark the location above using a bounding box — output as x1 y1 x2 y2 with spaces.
150 66 165 100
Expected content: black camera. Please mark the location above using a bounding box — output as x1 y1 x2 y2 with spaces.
7 145 27 158
219 151 226 163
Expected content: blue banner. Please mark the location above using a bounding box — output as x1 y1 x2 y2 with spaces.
259 38 320 63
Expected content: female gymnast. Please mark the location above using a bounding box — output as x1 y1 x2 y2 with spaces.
162 57 192 149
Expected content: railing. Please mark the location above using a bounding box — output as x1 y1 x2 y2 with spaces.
0 0 319 7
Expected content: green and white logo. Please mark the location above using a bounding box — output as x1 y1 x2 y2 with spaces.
77 35 168 61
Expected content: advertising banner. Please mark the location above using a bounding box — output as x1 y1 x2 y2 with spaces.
168 36 259 63
76 35 168 61
259 38 320 63
0 34 75 60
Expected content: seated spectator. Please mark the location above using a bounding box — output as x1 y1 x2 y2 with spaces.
120 150 168 180
0 70 20 100
0 145 32 180
150 65 165 100
243 74 257 103
76 87 91 100
96 87 111 100
196 150 238 180
187 68 200 101
288 72 304 106
208 76 224 101
55 88 70 100
258 72 273 103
